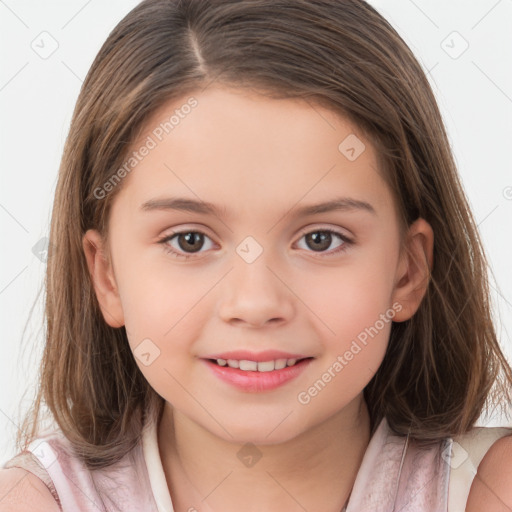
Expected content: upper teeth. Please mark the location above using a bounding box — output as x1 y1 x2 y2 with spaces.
216 358 299 372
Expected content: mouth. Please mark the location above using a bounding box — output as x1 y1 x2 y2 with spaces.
206 356 314 371
201 356 315 392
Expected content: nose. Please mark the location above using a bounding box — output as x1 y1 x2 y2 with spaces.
217 257 295 328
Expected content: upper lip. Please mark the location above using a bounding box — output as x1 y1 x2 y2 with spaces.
203 350 312 362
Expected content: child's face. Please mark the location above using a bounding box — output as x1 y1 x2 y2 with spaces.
84 86 432 443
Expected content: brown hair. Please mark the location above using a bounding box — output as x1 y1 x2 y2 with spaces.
16 0 512 469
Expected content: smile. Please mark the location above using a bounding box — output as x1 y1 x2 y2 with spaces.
202 357 314 392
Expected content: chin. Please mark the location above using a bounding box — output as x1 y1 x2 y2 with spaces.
210 418 305 447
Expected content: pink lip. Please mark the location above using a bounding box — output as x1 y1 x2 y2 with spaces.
201 357 314 392
203 350 309 362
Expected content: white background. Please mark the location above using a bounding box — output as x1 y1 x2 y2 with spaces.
1 0 511 464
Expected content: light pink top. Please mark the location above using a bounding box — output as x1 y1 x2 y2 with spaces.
0 411 491 511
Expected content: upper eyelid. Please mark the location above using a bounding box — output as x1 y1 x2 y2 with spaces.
160 225 354 247
161 224 353 241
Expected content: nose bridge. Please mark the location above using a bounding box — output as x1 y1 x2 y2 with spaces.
217 235 294 327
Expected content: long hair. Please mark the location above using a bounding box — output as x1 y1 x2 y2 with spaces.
16 0 512 469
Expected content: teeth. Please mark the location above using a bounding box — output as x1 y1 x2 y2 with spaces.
218 358 301 371
274 358 288 370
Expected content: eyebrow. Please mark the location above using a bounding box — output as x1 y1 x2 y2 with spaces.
140 196 376 218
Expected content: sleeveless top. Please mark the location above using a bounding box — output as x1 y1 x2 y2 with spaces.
3 411 511 512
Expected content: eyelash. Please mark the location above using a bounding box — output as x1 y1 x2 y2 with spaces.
157 227 354 260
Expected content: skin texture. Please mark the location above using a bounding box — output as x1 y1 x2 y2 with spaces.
466 435 512 511
83 86 434 512
0 468 60 512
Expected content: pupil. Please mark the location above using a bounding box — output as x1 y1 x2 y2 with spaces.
180 232 203 252
307 231 331 251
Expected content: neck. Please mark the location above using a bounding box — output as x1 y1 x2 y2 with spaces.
158 395 371 512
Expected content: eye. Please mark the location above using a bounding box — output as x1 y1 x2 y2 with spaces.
158 227 353 259
295 228 353 256
158 230 215 259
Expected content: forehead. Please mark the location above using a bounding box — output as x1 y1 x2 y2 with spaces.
115 86 394 220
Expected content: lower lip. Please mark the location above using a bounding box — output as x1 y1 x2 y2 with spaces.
202 358 313 392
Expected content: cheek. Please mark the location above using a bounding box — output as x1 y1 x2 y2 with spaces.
296 243 397 386
116 255 213 381
115 248 200 332
303 255 396 336
296 271 393 416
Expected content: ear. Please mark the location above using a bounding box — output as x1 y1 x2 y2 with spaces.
82 229 125 328
391 217 434 322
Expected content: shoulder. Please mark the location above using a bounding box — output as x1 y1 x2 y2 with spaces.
465 433 512 511
0 467 60 512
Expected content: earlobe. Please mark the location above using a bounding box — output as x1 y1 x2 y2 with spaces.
82 229 125 328
391 218 434 322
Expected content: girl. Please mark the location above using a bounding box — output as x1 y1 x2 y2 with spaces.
2 0 512 510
